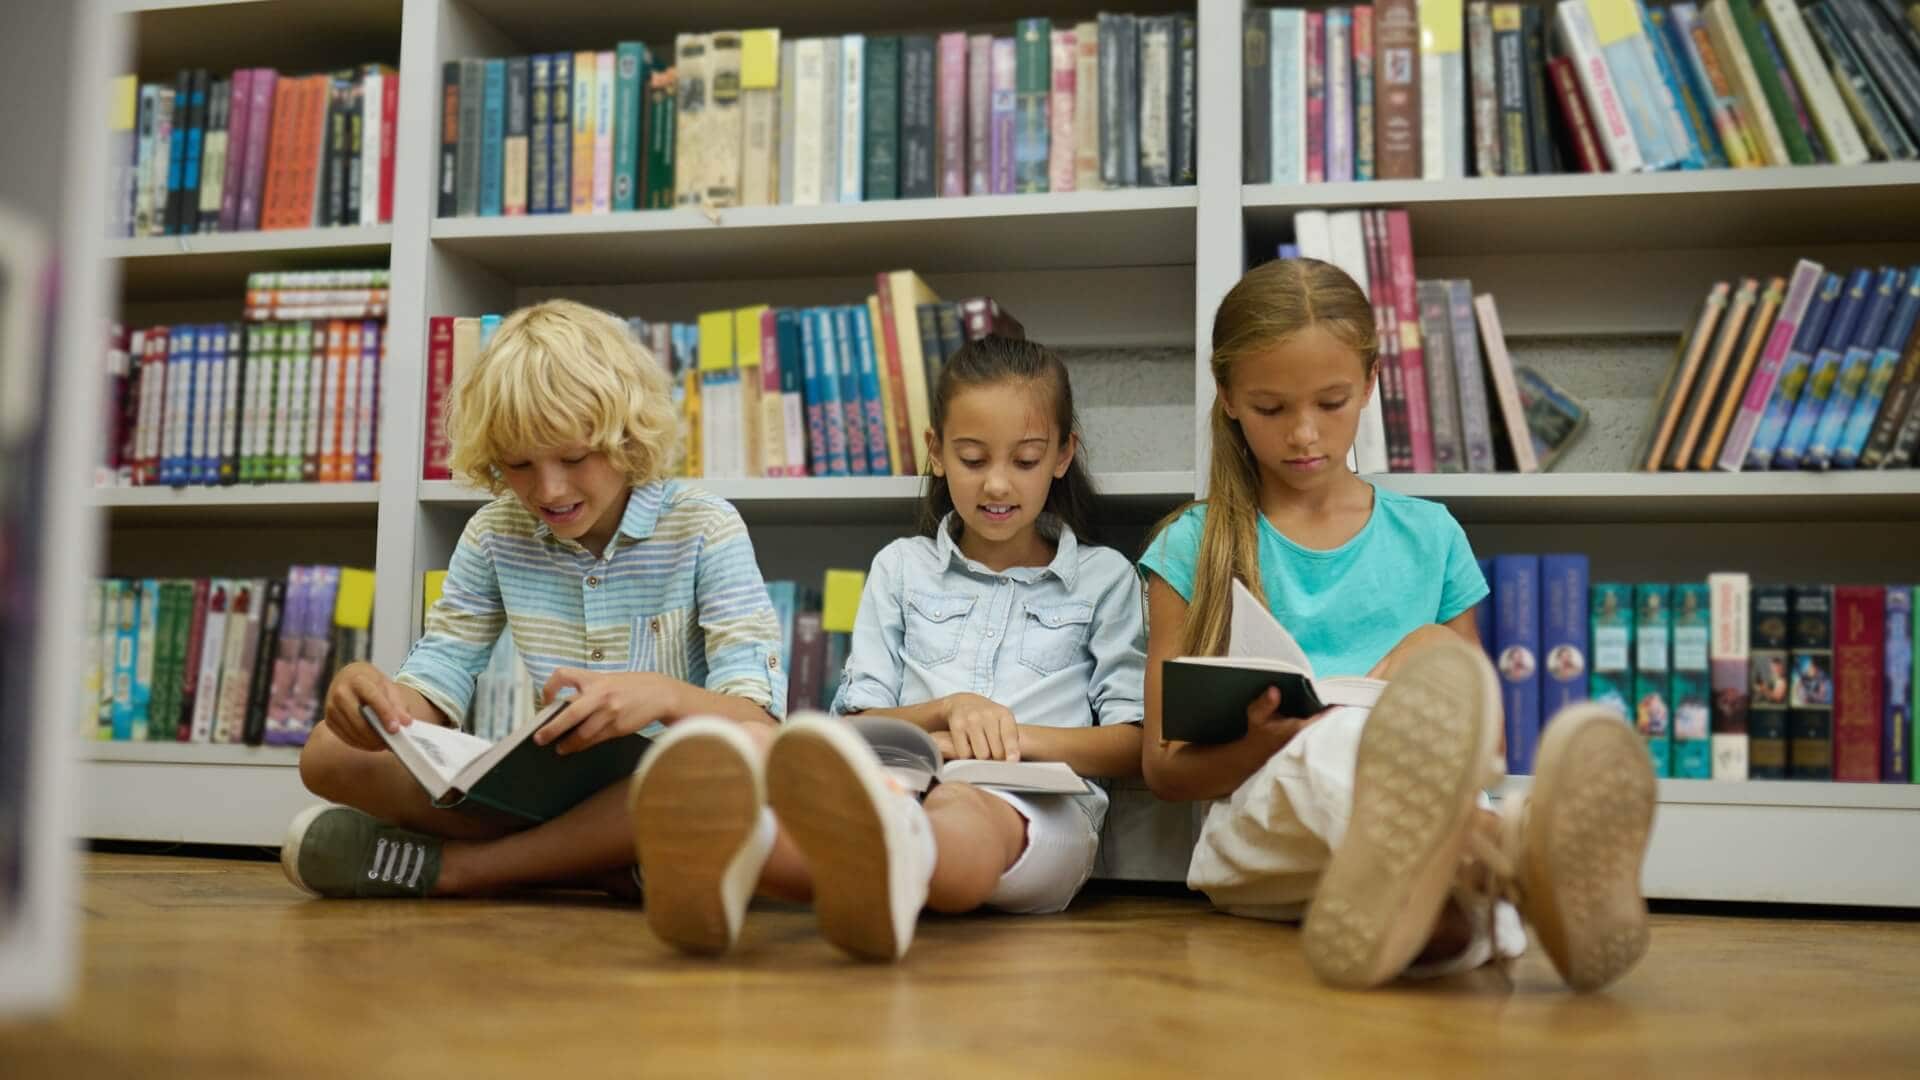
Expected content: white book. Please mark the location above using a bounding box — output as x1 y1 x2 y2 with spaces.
820 37 843 203
1421 0 1470 179
212 579 264 744
853 717 1090 796
791 39 826 206
1073 23 1102 191
167 333 193 483
138 333 164 479
242 326 268 476
739 30 782 207
1293 209 1332 259
594 50 615 213
1326 211 1389 475
1555 0 1646 172
1760 0 1868 166
1327 10 1354 182
122 328 145 483
1270 9 1308 184
360 70 384 225
188 580 230 743
778 40 797 205
839 34 864 202
1703 0 1788 166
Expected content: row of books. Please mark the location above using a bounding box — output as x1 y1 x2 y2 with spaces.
438 13 1197 218
1643 259 1920 471
422 271 1020 482
1287 207 1567 474
107 64 398 238
1478 555 1915 782
1246 0 1920 184
83 567 374 748
99 271 388 488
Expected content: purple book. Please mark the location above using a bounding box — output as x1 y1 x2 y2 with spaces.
238 69 278 230
937 32 969 196
967 34 992 194
1888 587 1913 783
989 37 1016 194
219 68 254 231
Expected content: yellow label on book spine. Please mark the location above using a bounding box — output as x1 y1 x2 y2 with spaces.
1492 4 1522 33
740 29 781 89
334 568 377 630
110 75 136 128
697 310 735 372
1420 0 1465 54
422 570 448 614
1584 0 1642 46
821 570 867 634
733 305 769 367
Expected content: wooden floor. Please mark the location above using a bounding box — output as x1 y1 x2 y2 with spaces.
1 854 1917 1078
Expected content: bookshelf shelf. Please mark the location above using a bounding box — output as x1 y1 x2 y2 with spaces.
1373 471 1920 524
80 755 311 847
93 483 381 528
1242 163 1920 257
85 741 302 767
115 225 393 302
429 188 1199 284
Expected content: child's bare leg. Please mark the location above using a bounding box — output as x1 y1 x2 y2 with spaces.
298 724 511 844
921 781 1027 913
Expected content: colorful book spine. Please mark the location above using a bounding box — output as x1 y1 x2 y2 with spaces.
831 307 868 476
972 34 996 194
1640 1 1714 167
840 35 866 204
1470 1 1503 176
1014 19 1051 193
355 321 378 482
1808 268 1904 468
1494 555 1542 775
1886 587 1913 783
1747 271 1843 467
796 311 828 476
776 310 808 477
1540 554 1590 728
1709 571 1752 779
1375 0 1422 178
1833 585 1885 781
1787 584 1834 780
1590 582 1635 724
1272 9 1307 184
1557 0 1646 170
612 43 645 211
1717 258 1824 470
1385 211 1434 472
1836 267 1920 467
850 305 890 476
1726 0 1815 162
1635 584 1674 777
1048 28 1077 193
1495 3 1531 174
990 37 1017 195
1354 5 1377 180
1672 583 1713 778
1776 267 1873 468
1306 9 1328 183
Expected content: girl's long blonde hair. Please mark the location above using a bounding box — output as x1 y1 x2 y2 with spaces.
1155 258 1379 657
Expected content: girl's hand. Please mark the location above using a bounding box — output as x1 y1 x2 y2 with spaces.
322 663 415 752
1367 624 1466 681
1242 686 1320 752
941 693 1021 761
535 669 684 755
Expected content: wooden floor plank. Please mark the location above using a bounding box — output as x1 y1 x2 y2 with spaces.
2 853 1916 1078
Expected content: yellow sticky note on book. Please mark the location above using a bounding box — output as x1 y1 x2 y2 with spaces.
422 570 448 614
1420 0 1463 55
734 305 769 368
740 29 781 89
334 568 377 630
821 570 867 634
110 76 137 129
698 311 735 372
1584 0 1641 46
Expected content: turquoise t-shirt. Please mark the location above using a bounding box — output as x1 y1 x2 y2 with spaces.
1139 486 1489 677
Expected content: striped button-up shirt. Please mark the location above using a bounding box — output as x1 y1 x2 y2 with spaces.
397 480 786 727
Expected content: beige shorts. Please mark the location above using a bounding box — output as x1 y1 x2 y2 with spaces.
979 789 1100 915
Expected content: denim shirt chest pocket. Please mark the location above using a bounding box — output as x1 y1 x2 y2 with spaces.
903 589 976 666
1018 598 1094 675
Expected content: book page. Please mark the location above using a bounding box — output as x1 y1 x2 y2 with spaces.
393 720 492 786
940 759 1088 795
1229 579 1313 677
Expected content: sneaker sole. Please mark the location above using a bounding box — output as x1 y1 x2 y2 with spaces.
1525 703 1657 992
766 721 911 962
628 722 765 955
1302 642 1502 990
280 804 332 898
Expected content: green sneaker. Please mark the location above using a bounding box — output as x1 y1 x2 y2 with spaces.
281 805 443 899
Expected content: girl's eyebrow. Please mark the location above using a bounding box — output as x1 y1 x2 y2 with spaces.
950 435 1050 446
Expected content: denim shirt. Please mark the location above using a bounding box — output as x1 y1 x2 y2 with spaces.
831 515 1147 830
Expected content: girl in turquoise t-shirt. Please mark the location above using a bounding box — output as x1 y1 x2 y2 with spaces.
1138 258 1657 993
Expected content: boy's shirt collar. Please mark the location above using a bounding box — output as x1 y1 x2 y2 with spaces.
934 512 1080 589
531 481 665 551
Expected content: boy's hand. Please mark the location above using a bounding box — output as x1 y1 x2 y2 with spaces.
323 662 414 752
536 669 684 755
1242 686 1319 752
941 693 1021 761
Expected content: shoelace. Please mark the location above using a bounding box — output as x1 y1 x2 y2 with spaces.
367 836 429 889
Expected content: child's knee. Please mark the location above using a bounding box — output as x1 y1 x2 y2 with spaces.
298 726 366 802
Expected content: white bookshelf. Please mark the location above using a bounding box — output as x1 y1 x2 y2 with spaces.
84 0 1920 907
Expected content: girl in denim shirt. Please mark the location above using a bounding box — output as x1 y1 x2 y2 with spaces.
628 338 1146 962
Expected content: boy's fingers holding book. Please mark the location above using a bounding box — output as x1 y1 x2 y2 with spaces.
542 666 590 702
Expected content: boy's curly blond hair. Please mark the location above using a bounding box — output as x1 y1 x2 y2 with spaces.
447 299 679 493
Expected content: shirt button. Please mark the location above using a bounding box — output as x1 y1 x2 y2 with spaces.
986 628 996 638
650 617 661 633
768 654 780 670
587 576 599 588
590 648 605 662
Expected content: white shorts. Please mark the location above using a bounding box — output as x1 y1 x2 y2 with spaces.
978 789 1100 915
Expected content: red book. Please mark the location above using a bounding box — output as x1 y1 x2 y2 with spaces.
1385 209 1435 472
257 76 299 228
937 32 969 197
1546 56 1606 173
1306 10 1327 183
1048 29 1077 193
1833 586 1885 782
177 578 211 742
140 326 170 485
873 272 918 474
1363 210 1412 471
378 66 399 223
1373 0 1421 179
423 316 454 479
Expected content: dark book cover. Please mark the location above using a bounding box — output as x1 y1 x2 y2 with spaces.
1749 584 1792 778
1886 588 1913 783
1521 5 1560 173
550 52 573 213
242 578 287 746
1494 4 1529 175
1244 9 1272 183
1161 660 1327 745
1013 18 1051 192
788 611 826 714
644 67 676 209
327 71 353 227
1374 0 1422 178
900 35 938 198
864 36 902 199
529 54 552 214
457 728 652 826
1175 15 1197 184
1136 15 1175 187
345 72 365 225
1099 12 1140 187
457 58 484 217
1787 584 1834 780
935 303 965 366
439 61 460 216
1832 586 1884 781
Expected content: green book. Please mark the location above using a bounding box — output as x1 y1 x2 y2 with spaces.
1725 0 1814 164
155 581 192 742
612 42 647 211
1671 583 1712 779
643 66 676 209
365 701 652 826
1013 17 1051 193
864 36 901 200
1635 584 1673 778
144 582 176 742
1589 583 1635 722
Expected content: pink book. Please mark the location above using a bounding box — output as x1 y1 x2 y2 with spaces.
1386 209 1435 472
1716 259 1824 472
238 70 277 230
263 566 311 745
990 38 1017 195
937 32 969 197
1049 29 1077 193
422 316 453 479
757 308 781 477
967 34 993 195
378 71 398 222
219 69 254 231
286 566 340 745
1306 11 1326 183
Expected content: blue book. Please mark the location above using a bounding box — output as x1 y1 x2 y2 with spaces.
1640 3 1714 168
1594 2 1682 169
775 309 808 475
765 580 799 674
831 307 868 476
808 309 851 477
1655 6 1728 167
479 313 503 348
181 73 208 229
612 42 648 211
1749 272 1843 467
1475 558 1497 664
480 58 506 217
796 311 827 475
109 581 142 740
1494 555 1541 775
1635 583 1673 778
161 326 189 486
1540 554 1590 727
1837 267 1920 468
1885 587 1912 783
549 52 572 216
529 54 553 213
165 72 189 233
1807 268 1903 468
1270 10 1304 184
849 304 891 476
1775 268 1873 469
1671 583 1712 778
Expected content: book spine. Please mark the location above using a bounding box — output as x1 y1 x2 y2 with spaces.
1758 16 1829 160
1777 267 1873 468
1416 281 1465 471
177 579 210 741
1471 2 1504 176
198 78 229 232
453 61 480 217
1541 554 1591 726
756 311 785 477
1547 56 1608 171
851 306 890 475
1327 9 1353 183
1636 0 1711 169
1804 1 1918 161
1634 584 1674 777
1809 268 1904 468
1495 555 1542 774
1376 0 1423 178
130 580 159 740
1139 16 1175 187
1306 10 1327 183
799 311 829 475
1706 0 1792 164
1075 25 1103 190
593 50 615 212
480 59 505 217
1523 7 1561 172
504 57 531 215
1885 588 1913 783
873 274 919 473
839 35 865 204
970 34 995 194
991 37 1018 194
148 582 178 741
1386 211 1434 472
354 322 377 482
1099 14 1133 187
864 36 901 201
1892 389 1920 466
190 582 230 743
1444 280 1497 472
1833 585 1885 781
357 68 381 225
1557 0 1646 170
1838 273 1920 467
548 52 572 214
1763 0 1870 163
612 45 642 211
571 51 596 212
1709 572 1752 779
133 85 158 237
529 55 552 214
1718 258 1824 470
1732 0 1817 163
1672 583 1713 778
1014 19 1051 193
1495 4 1529 174
776 311 808 476
1861 297 1920 467
1354 6 1377 181
791 40 825 206
1175 15 1197 184
832 308 868 476
182 70 208 233
1423 0 1459 179
1362 211 1410 471
1048 29 1077 193
939 31 969 197
901 36 938 199
1587 0 1680 170
1787 584 1834 780
154 83 178 232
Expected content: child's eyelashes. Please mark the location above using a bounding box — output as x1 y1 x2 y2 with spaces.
957 458 1044 470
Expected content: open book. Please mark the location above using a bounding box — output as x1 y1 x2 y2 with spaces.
1160 580 1385 744
852 716 1089 796
363 700 652 825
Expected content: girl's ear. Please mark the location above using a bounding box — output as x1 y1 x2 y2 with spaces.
1361 361 1379 406
924 428 943 476
1052 431 1077 480
1217 380 1239 421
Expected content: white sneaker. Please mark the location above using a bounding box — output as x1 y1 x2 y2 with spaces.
766 712 935 962
627 717 774 955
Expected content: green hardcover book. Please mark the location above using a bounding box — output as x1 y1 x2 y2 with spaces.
643 68 676 209
1749 584 1791 778
1589 583 1635 722
864 36 902 200
1635 584 1673 778
1013 18 1051 193
1671 583 1713 778
155 581 192 743
1726 0 1815 163
612 42 648 211
143 581 176 742
366 701 652 825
